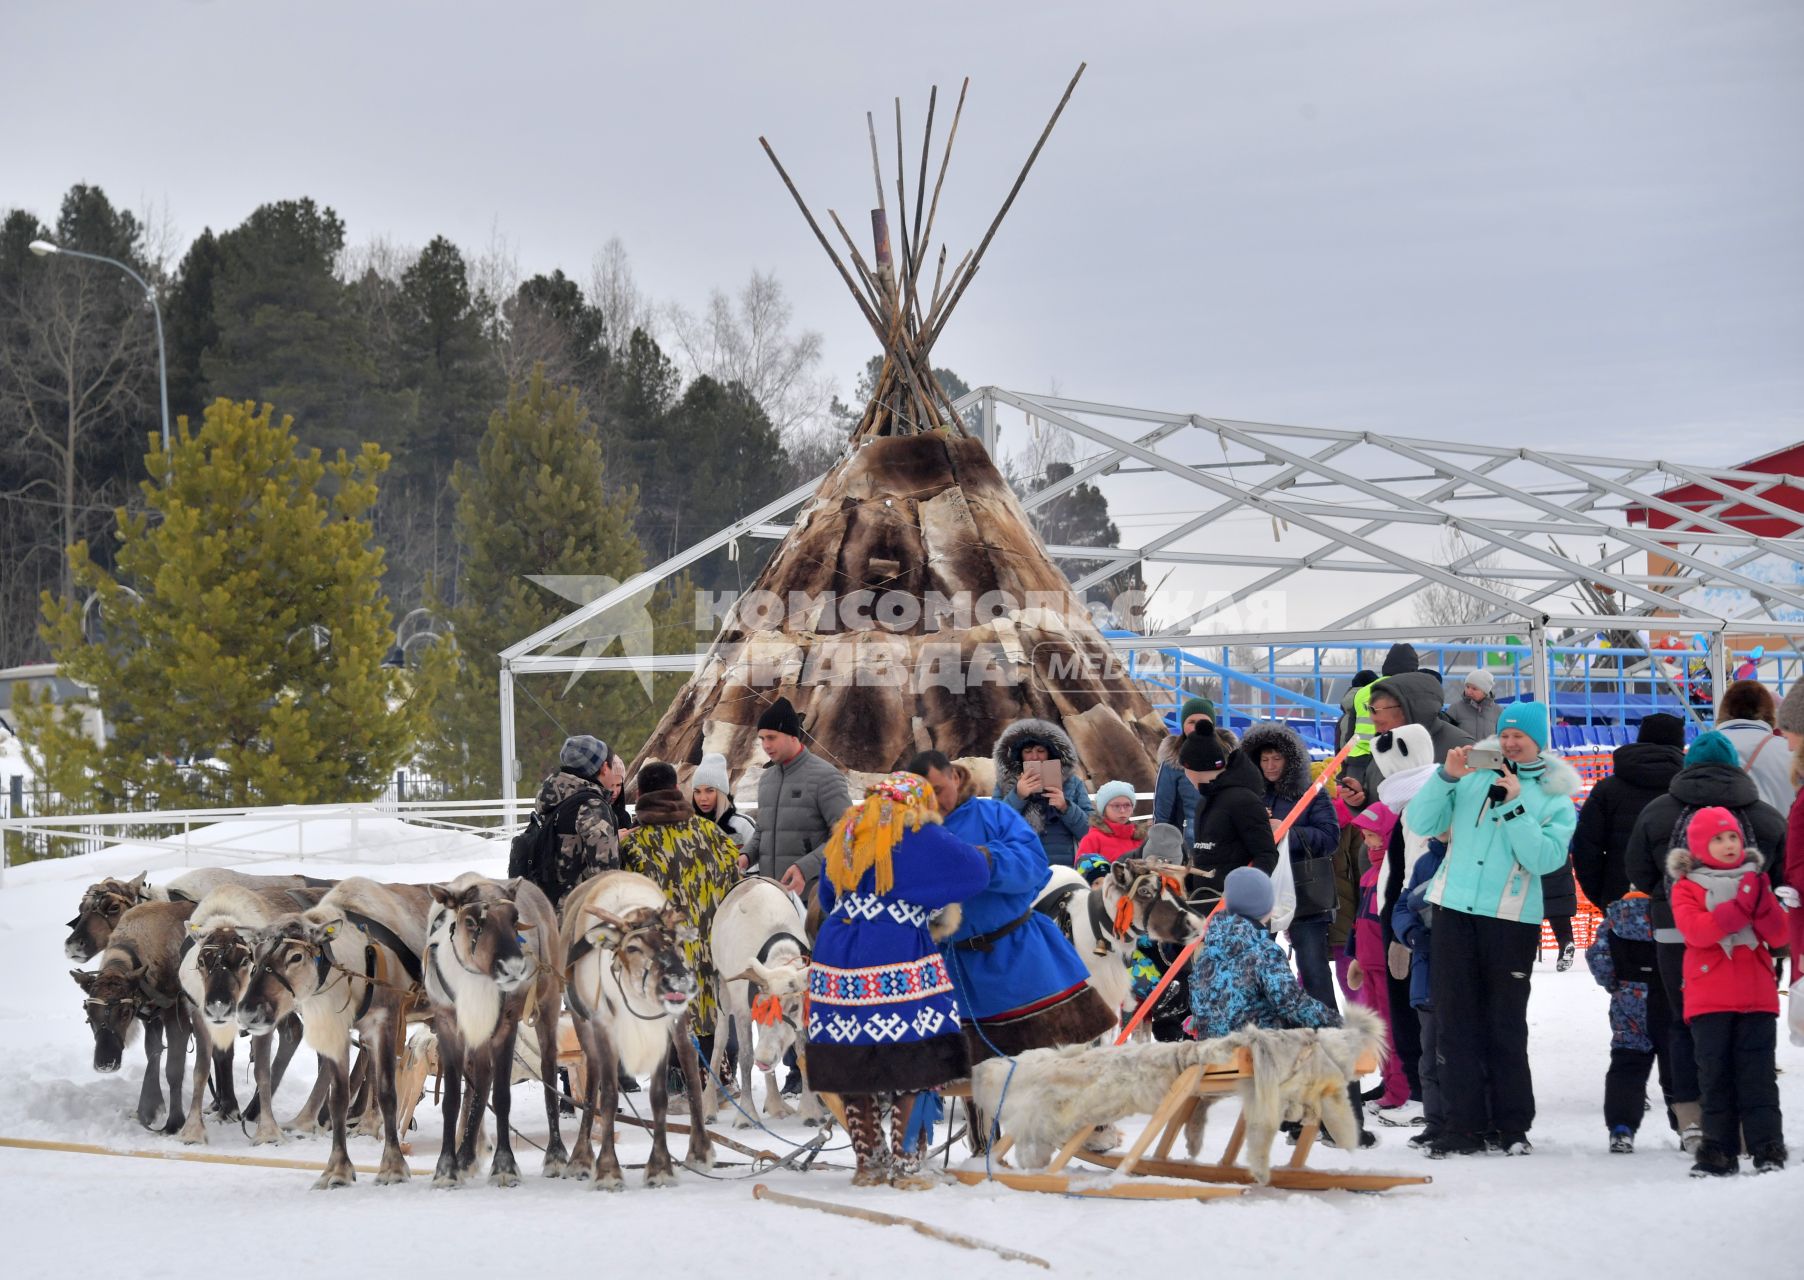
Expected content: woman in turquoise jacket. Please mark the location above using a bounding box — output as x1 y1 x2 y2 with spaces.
1404 700 1580 1159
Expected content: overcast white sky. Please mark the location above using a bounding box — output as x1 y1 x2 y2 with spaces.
7 0 1801 636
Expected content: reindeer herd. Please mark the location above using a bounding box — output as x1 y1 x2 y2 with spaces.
63 854 1205 1192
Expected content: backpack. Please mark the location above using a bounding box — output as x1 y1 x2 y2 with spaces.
509 788 603 904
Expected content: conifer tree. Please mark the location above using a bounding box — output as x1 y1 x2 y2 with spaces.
424 368 693 797
22 399 427 808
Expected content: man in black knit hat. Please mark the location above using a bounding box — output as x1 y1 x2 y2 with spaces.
752 696 853 895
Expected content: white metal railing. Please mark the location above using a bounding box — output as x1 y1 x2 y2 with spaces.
0 797 534 884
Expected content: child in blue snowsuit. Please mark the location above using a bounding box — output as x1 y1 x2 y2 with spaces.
1189 866 1341 1039
1584 892 1671 1152
1391 837 1448 1148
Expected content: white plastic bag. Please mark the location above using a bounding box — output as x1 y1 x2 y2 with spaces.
1789 977 1804 1048
1269 833 1296 934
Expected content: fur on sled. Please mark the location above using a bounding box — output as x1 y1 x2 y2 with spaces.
970 1005 1384 1181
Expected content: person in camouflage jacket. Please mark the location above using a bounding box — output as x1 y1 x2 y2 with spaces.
531 734 621 907
620 762 742 1037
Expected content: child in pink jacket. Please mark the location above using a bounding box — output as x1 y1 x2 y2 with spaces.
1349 803 1409 1109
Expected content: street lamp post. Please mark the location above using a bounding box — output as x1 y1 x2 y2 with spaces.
28 239 172 458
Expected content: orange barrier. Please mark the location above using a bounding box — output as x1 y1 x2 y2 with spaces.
1543 753 1612 956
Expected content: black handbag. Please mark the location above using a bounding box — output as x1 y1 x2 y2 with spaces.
1290 850 1340 919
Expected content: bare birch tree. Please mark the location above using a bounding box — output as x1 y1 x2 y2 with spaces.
1415 527 1514 628
666 270 831 435
0 257 153 603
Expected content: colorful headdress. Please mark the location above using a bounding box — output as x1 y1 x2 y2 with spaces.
825 771 941 894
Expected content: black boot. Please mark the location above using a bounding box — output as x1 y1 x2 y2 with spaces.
1750 1141 1788 1174
1689 1139 1739 1178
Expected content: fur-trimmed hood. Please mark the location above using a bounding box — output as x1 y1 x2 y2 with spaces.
630 787 693 827
1665 842 1764 882
1237 723 1313 799
1470 736 1583 798
994 717 1081 791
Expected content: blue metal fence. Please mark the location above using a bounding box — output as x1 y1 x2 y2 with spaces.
1112 631 1802 756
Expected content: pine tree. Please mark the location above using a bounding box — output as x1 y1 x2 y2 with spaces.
399 236 498 481
1030 460 1145 608
635 374 791 589
164 228 222 421
424 369 693 798
202 199 400 458
21 399 426 809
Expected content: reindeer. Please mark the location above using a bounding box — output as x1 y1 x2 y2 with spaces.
65 874 159 963
705 876 814 1128
69 899 196 1132
1033 851 1206 1018
560 870 714 1190
423 873 564 1187
239 877 428 1189
175 884 327 1145
66 869 332 962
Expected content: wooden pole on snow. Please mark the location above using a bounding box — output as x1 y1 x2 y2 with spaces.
751 1183 1050 1268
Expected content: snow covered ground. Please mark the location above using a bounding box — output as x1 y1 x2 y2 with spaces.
2 825 1794 1279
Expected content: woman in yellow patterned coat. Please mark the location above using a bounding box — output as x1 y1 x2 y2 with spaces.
620 761 741 1041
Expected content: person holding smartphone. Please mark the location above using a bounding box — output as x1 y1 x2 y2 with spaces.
992 718 1093 868
1405 701 1581 1158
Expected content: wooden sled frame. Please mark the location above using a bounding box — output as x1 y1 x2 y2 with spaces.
1064 1048 1430 1193
815 1083 1243 1201
820 1047 1429 1199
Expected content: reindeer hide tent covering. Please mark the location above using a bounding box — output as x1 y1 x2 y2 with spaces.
637 432 1167 789
632 67 1166 794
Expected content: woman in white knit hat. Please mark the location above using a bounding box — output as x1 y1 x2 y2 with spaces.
689 751 757 860
1447 667 1502 740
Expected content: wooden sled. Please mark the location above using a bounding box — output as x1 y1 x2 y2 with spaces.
813 1084 1243 1201
1040 1048 1427 1194
824 1047 1428 1199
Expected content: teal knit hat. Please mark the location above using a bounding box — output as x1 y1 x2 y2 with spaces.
1497 700 1549 751
1685 730 1741 769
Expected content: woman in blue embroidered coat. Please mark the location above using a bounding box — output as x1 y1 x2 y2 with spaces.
806 772 990 1186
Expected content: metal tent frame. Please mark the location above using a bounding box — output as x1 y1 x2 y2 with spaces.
496 387 1804 801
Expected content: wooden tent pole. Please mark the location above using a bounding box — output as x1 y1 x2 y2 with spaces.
911 84 937 269
928 62 1086 348
915 77 968 282
865 111 889 221
894 97 925 333
759 138 889 339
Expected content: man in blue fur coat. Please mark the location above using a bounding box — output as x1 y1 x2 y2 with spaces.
908 751 1118 1060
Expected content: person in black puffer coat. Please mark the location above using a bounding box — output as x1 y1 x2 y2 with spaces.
1623 729 1789 1153
1181 734 1281 910
1571 713 1687 909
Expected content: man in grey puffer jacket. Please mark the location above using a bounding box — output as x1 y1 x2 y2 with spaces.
752 697 853 893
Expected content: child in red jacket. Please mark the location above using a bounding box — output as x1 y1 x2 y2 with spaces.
1076 780 1143 862
1667 806 1789 1177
